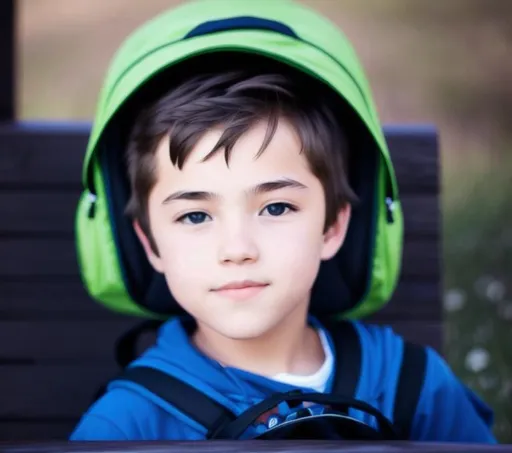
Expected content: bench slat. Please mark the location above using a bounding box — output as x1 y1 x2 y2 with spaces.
0 421 76 441
0 319 143 362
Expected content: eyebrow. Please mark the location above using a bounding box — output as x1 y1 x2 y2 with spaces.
162 178 308 204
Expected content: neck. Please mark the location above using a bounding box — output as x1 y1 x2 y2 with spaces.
192 302 325 377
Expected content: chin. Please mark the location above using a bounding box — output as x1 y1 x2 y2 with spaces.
213 317 279 341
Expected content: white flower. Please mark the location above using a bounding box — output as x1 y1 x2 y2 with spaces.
444 289 466 312
465 348 490 373
485 280 506 302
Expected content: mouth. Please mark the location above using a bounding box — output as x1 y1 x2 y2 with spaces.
212 280 269 301
214 280 268 291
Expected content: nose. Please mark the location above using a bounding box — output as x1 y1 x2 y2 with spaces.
217 221 259 265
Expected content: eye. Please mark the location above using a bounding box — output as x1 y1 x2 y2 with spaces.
176 211 211 225
261 202 297 217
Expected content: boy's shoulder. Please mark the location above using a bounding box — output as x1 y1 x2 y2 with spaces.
350 319 474 399
70 384 201 441
69 387 159 440
340 321 419 403
344 320 413 379
70 319 496 442
349 321 495 442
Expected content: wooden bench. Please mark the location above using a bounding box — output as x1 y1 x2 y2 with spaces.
0 121 442 441
0 0 441 442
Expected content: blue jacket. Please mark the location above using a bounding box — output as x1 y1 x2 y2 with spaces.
70 317 496 442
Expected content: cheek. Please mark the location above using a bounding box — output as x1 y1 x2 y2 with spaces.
149 213 212 282
155 232 212 310
159 233 211 277
259 212 325 277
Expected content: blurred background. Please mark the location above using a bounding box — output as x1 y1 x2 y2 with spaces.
16 0 511 442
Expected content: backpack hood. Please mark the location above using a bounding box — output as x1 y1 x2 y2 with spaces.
76 0 403 320
83 0 395 195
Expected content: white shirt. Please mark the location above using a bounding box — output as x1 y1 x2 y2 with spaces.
271 329 333 392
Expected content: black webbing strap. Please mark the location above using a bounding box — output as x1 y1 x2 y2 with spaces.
393 341 428 440
115 320 163 368
326 321 427 440
114 365 236 437
325 320 362 397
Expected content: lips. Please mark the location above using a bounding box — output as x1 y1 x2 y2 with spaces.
214 280 268 291
212 280 269 301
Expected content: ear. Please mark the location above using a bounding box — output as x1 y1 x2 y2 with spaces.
133 220 164 273
320 204 352 261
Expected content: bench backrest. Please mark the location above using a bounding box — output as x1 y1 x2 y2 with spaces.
0 121 441 441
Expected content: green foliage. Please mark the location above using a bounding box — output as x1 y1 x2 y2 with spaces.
443 153 512 442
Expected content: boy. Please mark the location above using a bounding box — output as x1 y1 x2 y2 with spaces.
71 0 496 443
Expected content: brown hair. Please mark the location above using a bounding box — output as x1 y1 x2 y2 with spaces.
125 69 357 253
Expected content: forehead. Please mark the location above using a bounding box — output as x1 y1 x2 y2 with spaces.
153 119 314 188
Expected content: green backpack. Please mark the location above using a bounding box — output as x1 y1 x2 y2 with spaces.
75 0 404 321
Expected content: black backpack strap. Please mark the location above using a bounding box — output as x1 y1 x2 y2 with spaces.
324 320 362 397
115 320 164 368
91 321 164 404
114 365 236 438
325 320 427 440
392 341 428 439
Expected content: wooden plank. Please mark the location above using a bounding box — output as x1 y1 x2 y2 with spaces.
0 421 75 441
0 320 441 419
0 238 439 279
0 320 151 362
0 364 116 418
385 125 439 193
0 123 437 192
401 195 439 239
0 238 78 277
375 279 441 321
0 123 88 187
0 190 438 239
401 239 440 279
0 191 79 235
0 277 440 320
1 441 510 453
0 279 109 318
0 316 441 363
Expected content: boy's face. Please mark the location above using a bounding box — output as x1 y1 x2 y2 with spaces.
135 119 351 340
